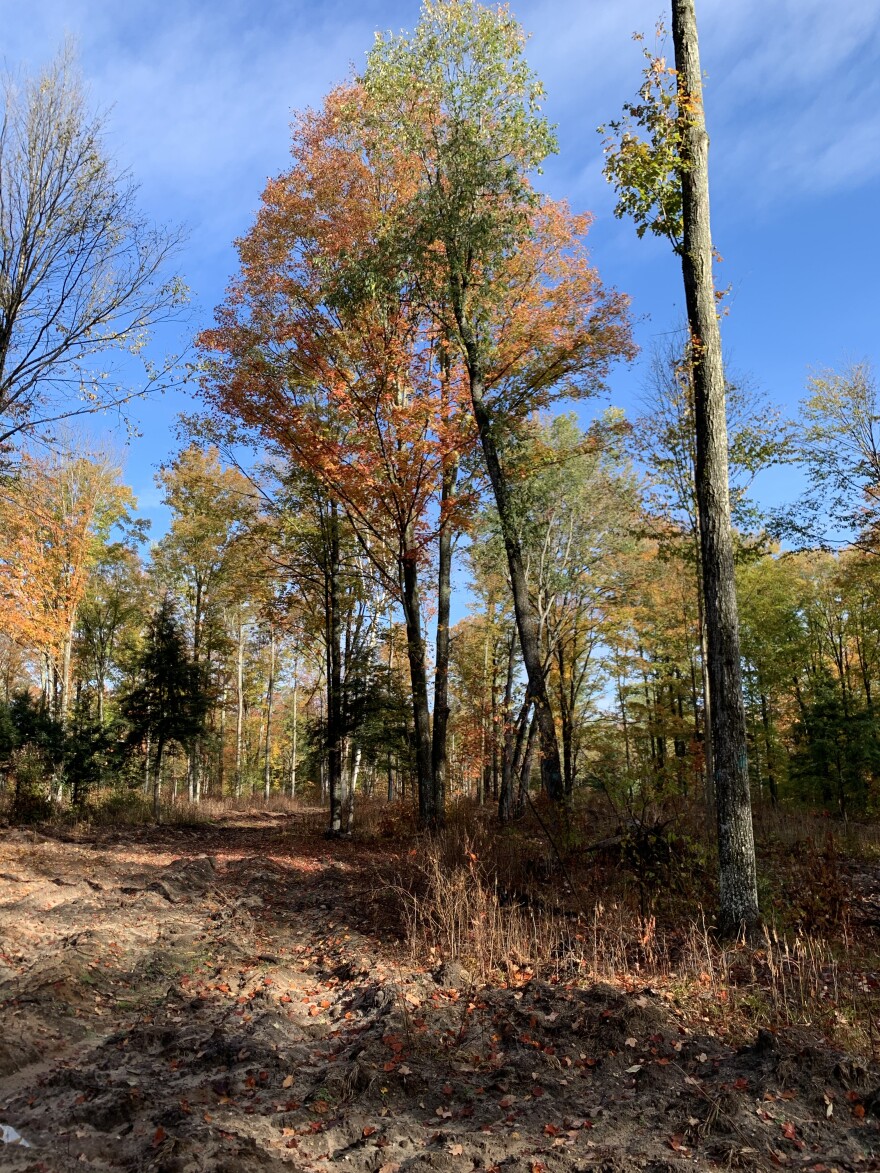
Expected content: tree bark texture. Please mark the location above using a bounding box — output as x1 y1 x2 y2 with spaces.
325 501 344 836
672 0 759 934
466 372 565 804
401 521 436 827
430 452 458 827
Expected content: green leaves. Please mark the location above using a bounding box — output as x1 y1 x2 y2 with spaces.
598 34 689 253
361 0 556 311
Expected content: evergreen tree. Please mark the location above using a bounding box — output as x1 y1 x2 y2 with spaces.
122 596 208 817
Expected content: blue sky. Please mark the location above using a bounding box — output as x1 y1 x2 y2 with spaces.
4 0 880 532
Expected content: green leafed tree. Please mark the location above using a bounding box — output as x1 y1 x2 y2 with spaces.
600 0 759 934
121 595 208 818
361 0 634 804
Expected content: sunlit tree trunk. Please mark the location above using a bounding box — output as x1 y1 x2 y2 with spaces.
263 627 275 802
464 364 565 804
400 520 435 827
672 0 758 934
235 617 245 799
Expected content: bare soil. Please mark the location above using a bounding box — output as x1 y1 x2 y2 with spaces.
0 814 878 1172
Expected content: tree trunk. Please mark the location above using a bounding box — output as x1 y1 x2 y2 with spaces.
153 738 164 821
672 0 758 935
431 453 458 827
400 526 435 827
347 742 362 834
326 501 344 836
464 363 564 804
290 672 298 798
516 712 539 816
235 617 245 799
59 627 74 726
760 692 778 807
263 627 275 802
218 685 227 797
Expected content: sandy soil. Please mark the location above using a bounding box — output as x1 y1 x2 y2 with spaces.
0 814 878 1172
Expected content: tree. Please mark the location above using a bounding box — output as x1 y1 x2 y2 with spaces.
199 84 475 827
0 44 185 455
153 445 259 801
633 340 794 804
601 2 759 934
121 596 207 818
0 449 131 724
75 540 144 727
670 0 757 934
361 0 635 804
790 363 880 549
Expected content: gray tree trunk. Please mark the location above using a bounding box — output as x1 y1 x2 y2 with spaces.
430 451 457 827
235 617 245 799
465 371 564 803
263 627 275 802
400 520 436 827
672 0 759 935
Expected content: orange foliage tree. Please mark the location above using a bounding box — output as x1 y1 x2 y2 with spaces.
199 85 475 827
0 452 131 721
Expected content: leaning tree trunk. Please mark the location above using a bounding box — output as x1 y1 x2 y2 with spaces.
672 0 759 935
463 362 565 804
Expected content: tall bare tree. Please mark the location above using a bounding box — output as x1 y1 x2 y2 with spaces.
0 44 185 454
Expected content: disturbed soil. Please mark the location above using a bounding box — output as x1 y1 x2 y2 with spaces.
0 813 879 1172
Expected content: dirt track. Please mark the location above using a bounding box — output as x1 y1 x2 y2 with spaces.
1 815 879 1171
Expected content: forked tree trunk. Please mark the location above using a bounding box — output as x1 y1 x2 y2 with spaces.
672 0 759 935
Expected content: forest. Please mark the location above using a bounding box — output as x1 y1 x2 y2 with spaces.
2 2 880 1169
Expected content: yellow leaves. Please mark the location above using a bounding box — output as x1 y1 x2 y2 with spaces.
0 452 124 663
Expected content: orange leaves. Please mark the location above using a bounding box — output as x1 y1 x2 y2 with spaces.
0 452 127 675
199 85 476 575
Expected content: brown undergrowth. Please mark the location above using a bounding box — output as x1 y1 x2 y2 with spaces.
388 798 880 1062
1 804 879 1170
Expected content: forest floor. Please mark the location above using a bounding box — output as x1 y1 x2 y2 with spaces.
0 810 879 1172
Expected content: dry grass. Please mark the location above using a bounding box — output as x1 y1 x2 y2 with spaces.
398 829 880 1059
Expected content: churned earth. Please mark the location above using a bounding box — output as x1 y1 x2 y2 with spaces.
0 812 878 1172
